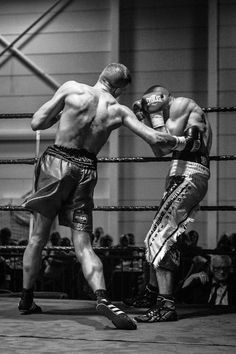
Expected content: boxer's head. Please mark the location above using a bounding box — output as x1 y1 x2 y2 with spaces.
142 85 170 113
99 63 131 97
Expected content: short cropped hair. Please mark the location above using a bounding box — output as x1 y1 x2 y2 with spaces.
99 63 131 88
144 85 170 96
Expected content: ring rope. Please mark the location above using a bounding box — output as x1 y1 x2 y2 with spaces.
0 205 235 211
0 245 234 256
1 106 236 119
0 155 236 165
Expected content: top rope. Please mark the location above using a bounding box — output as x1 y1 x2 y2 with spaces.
1 106 236 119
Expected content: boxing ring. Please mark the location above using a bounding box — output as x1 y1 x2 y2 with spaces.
0 107 236 353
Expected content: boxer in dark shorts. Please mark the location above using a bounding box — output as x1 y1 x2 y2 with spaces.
18 64 188 330
23 144 97 232
130 85 212 322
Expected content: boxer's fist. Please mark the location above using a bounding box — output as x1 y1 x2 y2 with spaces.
132 99 145 121
184 126 201 152
173 126 202 152
141 93 168 114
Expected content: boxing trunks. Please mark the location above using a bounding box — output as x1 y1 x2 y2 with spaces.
145 159 210 271
22 144 97 232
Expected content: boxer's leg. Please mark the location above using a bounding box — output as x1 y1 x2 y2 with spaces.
19 213 53 314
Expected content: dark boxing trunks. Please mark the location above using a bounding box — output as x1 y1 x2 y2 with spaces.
22 144 97 232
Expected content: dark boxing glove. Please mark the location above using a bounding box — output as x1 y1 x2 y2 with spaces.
141 93 168 114
132 99 145 121
172 126 202 152
184 126 202 152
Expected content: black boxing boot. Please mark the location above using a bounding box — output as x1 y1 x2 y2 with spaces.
95 289 137 330
134 295 177 323
18 288 42 315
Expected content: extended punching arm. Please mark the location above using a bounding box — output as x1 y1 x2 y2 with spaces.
132 99 146 121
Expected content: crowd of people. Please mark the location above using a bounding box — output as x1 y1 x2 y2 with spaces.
1 225 236 309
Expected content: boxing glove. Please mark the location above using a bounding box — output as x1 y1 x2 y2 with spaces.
184 126 202 152
172 126 202 152
132 99 145 121
149 112 165 129
141 93 168 114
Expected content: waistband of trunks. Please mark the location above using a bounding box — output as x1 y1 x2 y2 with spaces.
168 159 210 179
45 144 97 167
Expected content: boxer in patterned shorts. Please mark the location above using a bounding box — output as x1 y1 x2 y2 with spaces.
132 85 212 322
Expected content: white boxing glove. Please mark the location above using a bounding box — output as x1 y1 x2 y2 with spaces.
149 112 165 129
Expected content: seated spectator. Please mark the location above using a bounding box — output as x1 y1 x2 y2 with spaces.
127 233 135 246
99 234 113 248
216 233 232 253
0 227 17 290
112 234 142 301
176 230 204 284
93 227 104 247
59 237 75 258
43 232 63 285
177 254 236 306
59 236 71 248
0 227 17 246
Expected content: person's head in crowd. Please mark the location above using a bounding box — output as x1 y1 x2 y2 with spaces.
216 233 232 252
178 231 200 250
187 230 199 247
210 255 232 284
127 233 135 246
59 237 71 247
100 234 113 247
49 231 61 246
119 234 129 247
94 227 104 244
0 227 12 245
18 239 28 246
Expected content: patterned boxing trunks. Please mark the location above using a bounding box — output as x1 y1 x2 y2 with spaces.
22 144 97 232
145 160 210 271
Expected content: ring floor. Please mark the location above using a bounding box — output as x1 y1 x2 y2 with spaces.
0 297 235 354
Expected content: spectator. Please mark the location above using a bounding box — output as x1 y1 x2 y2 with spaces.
216 233 232 253
177 254 236 306
0 227 17 290
118 234 129 248
99 234 113 248
43 232 64 290
93 227 104 247
177 230 204 282
0 227 16 246
127 233 135 246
